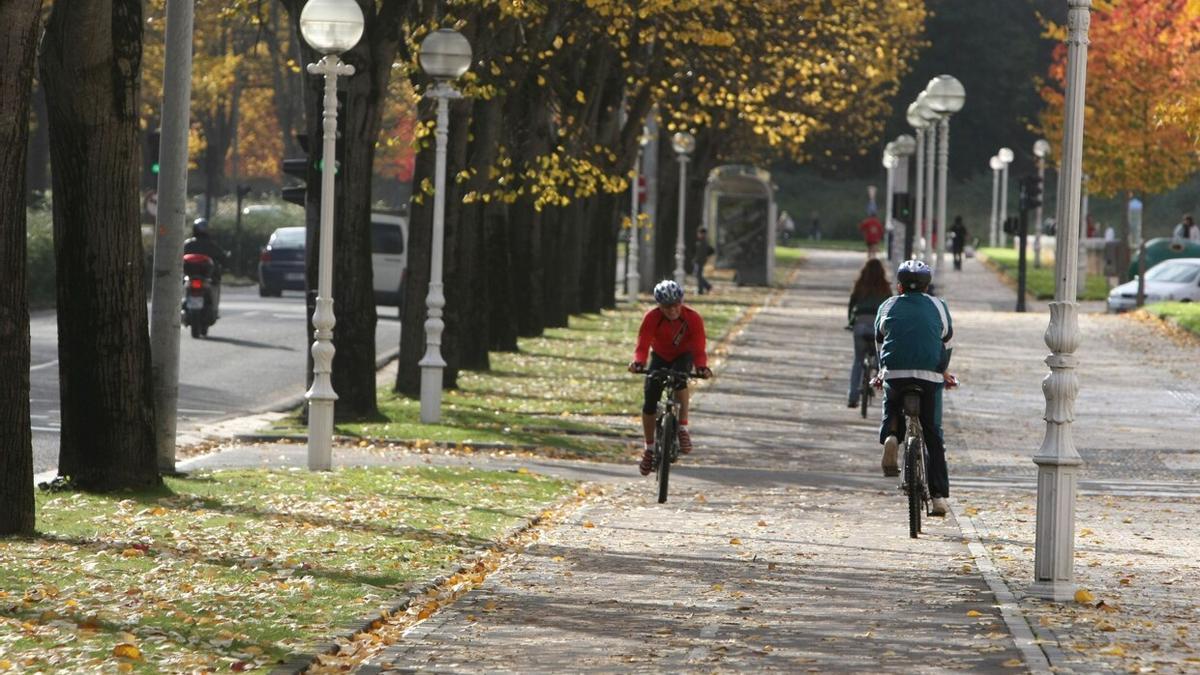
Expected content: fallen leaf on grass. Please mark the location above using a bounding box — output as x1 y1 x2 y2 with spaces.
112 644 141 660
1074 589 1095 603
1002 658 1024 668
1099 645 1126 656
581 520 595 528
729 538 742 546
756 520 767 527
966 610 983 617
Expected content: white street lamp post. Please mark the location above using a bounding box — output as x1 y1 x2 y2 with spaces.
627 132 648 299
906 103 929 260
989 155 1003 247
417 28 472 424
1033 139 1051 268
918 93 939 261
998 146 1014 248
298 0 363 471
671 131 695 285
889 134 916 262
1031 0 1092 602
882 147 896 246
925 75 966 284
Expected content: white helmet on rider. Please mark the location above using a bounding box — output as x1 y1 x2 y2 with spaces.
653 279 684 305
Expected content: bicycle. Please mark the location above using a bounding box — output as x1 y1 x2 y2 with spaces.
859 339 879 419
897 385 931 538
633 367 701 504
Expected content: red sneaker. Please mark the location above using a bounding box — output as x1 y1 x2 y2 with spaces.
638 446 654 476
678 427 692 454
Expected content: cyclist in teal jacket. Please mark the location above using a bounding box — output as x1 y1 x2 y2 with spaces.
875 260 957 516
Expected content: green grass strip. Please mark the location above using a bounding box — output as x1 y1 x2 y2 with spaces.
0 467 572 673
271 254 803 459
1142 301 1200 335
977 247 1110 301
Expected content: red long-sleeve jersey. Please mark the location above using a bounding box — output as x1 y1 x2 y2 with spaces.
633 305 708 368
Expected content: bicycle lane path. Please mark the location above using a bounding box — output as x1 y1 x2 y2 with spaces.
356 249 1030 673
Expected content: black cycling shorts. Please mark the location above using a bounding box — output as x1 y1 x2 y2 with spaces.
642 353 693 414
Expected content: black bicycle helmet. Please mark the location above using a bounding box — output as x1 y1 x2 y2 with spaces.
653 279 684 305
896 259 932 291
192 217 209 236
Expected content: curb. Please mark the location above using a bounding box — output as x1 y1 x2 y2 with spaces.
957 511 1066 673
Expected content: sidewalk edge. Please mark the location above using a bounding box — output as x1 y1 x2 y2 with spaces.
958 511 1055 674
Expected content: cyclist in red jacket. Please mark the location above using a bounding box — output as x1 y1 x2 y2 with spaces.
628 279 712 475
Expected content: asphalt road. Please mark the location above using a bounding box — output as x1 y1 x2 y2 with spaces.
29 285 401 474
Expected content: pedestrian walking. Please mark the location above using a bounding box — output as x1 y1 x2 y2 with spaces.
777 210 796 243
949 216 968 271
809 211 822 241
858 214 884 257
694 227 714 295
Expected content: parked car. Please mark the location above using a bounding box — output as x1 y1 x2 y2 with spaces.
257 214 408 305
371 212 408 307
1107 257 1200 313
257 226 306 297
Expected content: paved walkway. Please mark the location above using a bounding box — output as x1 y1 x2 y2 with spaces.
187 248 1200 672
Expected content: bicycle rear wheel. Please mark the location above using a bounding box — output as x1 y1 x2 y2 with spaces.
905 435 922 538
656 414 675 504
860 381 871 418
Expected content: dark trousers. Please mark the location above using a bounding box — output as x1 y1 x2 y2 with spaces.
880 378 948 498
952 249 964 270
695 261 712 295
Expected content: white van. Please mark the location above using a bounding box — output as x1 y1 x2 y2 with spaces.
371 212 407 306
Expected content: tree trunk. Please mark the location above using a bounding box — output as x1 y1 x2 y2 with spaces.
0 0 42 535
541 206 568 328
40 0 159 491
264 3 303 158
395 99 434 398
510 199 544 338
439 97 470 386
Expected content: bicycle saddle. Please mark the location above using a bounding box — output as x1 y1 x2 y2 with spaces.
897 385 924 416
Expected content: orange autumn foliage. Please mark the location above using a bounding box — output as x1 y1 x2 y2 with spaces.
1039 0 1200 198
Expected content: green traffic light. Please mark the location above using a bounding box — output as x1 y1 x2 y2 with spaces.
151 163 159 174
316 159 339 175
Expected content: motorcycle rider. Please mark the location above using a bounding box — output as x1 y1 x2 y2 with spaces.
183 217 230 316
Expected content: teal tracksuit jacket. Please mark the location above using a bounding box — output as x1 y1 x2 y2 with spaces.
874 291 954 381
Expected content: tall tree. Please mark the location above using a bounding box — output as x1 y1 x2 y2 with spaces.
40 0 160 491
1038 0 1200 198
0 0 43 535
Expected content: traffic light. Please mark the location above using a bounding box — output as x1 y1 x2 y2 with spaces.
281 133 310 206
143 128 161 189
1019 174 1043 212
1002 215 1020 236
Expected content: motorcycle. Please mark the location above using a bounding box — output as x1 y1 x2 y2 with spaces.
180 253 220 338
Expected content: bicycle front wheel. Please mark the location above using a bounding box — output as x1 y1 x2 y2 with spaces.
860 383 871 418
905 435 922 538
656 415 676 504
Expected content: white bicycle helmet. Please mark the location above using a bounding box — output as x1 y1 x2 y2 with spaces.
653 279 685 304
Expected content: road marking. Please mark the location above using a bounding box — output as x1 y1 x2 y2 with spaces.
178 407 227 415
30 359 58 372
32 426 60 433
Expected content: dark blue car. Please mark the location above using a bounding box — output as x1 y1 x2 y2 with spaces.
257 227 305 296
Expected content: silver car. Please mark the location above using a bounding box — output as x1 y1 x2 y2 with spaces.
1107 258 1200 312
